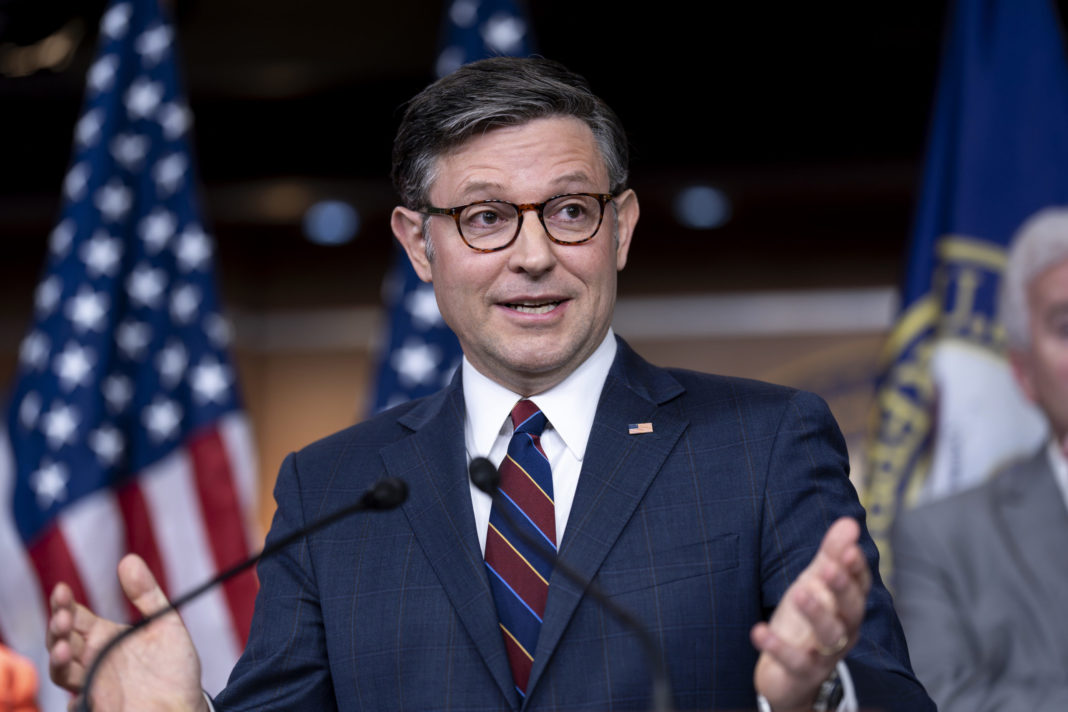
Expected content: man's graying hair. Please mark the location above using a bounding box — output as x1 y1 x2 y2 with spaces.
391 56 630 211
1001 206 1068 349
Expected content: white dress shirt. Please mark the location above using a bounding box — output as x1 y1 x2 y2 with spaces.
463 329 617 554
1047 437 1068 513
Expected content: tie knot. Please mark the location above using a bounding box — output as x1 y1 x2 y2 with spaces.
510 399 546 436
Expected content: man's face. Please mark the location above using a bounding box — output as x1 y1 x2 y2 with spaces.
391 116 638 396
1011 257 1068 444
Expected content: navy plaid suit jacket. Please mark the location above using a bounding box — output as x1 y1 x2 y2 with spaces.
214 337 933 711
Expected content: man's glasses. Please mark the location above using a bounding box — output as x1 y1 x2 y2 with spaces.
423 192 615 253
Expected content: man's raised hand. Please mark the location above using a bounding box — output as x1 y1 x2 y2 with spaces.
751 517 871 712
47 554 207 712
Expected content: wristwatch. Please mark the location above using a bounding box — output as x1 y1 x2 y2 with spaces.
756 667 843 712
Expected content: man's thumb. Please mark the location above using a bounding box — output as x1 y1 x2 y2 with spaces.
116 554 172 618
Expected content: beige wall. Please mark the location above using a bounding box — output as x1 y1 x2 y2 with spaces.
234 349 373 535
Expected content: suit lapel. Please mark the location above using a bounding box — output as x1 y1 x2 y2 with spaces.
379 381 519 709
526 340 687 698
991 449 1068 662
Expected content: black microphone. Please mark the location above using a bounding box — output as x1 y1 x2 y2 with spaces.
469 457 674 712
79 476 408 712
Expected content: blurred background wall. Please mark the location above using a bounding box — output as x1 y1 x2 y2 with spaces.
0 0 1000 531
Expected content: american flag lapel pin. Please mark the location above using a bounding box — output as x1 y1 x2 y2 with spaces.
628 422 654 435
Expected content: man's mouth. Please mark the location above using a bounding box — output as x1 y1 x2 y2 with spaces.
504 300 562 314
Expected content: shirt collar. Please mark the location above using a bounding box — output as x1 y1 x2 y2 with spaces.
462 329 617 460
1047 438 1068 510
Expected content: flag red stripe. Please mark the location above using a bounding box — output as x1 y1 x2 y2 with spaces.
187 427 257 645
115 479 171 621
28 524 88 613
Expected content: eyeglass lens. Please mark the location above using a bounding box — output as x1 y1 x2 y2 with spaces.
459 194 603 248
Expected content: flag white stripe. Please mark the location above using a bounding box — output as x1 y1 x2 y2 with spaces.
59 490 126 624
0 429 48 648
139 444 240 695
219 412 259 545
0 429 72 712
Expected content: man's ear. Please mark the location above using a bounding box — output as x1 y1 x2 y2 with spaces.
612 189 639 271
391 206 433 282
1009 348 1038 404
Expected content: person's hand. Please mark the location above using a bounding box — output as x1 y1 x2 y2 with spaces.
47 554 208 712
750 517 870 711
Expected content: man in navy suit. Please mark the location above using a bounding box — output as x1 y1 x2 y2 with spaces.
47 57 932 711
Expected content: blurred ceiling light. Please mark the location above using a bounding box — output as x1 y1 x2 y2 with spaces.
303 200 360 246
449 0 479 27
0 20 82 77
255 182 313 222
674 185 731 229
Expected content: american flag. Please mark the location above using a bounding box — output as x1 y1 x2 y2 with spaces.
0 1 258 708
370 0 534 413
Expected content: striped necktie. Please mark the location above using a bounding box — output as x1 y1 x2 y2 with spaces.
484 399 557 697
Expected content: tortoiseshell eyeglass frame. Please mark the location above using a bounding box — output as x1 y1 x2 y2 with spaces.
422 192 615 253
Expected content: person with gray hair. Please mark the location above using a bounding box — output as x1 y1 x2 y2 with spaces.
46 57 932 712
892 206 1068 712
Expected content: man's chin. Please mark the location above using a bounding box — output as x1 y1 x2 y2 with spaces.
476 345 585 393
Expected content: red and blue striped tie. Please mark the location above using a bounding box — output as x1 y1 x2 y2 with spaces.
484 399 556 697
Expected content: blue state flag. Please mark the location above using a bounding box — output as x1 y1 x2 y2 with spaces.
863 0 1068 576
370 0 534 413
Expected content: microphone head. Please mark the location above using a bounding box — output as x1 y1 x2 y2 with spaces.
468 457 500 495
366 477 408 509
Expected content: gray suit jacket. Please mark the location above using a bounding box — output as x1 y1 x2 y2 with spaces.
892 447 1068 711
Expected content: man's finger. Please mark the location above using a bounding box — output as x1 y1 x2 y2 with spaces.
48 584 74 642
818 517 860 563
751 623 820 677
46 606 68 650
49 639 87 692
826 544 871 622
117 554 172 618
841 542 868 579
794 587 847 656
50 582 73 612
70 599 105 639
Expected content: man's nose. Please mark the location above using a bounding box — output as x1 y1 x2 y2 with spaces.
507 208 557 274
